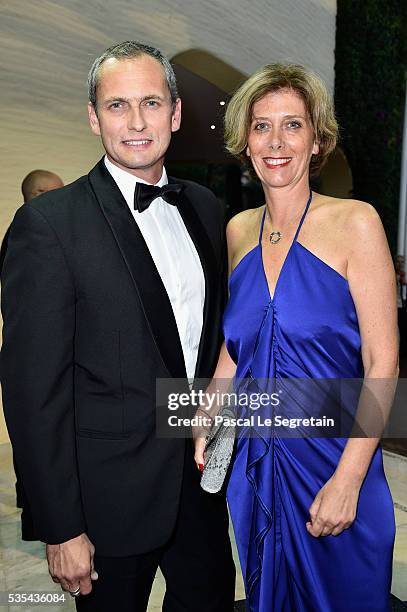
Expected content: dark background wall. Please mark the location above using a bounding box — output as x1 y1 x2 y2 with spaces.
334 0 407 254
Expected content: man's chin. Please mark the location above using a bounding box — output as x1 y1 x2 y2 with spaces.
109 155 164 181
109 156 154 171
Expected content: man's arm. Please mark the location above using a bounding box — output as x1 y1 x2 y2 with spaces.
1 203 86 543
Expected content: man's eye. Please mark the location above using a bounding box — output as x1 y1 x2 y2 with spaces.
145 100 159 107
109 102 122 109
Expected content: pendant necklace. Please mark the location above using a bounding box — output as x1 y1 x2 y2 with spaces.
266 207 284 245
269 230 282 245
266 206 302 245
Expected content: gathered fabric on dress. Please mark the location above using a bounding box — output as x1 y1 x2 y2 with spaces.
223 193 395 612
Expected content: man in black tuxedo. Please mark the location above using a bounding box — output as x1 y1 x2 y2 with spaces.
1 41 235 611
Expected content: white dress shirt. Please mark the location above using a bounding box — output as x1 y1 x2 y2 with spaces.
104 156 205 382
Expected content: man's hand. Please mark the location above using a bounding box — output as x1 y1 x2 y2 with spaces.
46 533 98 596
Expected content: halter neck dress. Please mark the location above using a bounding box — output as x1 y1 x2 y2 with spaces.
223 192 395 612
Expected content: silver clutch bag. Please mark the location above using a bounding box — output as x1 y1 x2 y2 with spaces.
200 405 236 494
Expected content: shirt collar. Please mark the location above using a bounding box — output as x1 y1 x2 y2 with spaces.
104 155 168 206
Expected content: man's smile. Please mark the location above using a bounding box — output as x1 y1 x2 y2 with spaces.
122 139 152 147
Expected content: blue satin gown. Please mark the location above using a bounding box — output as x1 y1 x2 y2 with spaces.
223 192 395 612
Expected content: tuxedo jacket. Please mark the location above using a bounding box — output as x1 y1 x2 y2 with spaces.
1 159 225 556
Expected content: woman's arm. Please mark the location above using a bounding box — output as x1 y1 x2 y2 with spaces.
307 201 399 537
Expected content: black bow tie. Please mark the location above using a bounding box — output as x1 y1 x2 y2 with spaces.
134 182 184 213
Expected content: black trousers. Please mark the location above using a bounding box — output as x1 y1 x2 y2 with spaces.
76 442 236 612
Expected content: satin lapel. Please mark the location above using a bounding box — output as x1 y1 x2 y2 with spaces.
171 178 218 379
88 160 187 379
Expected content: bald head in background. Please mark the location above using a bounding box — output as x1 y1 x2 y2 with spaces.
21 170 64 203
0 170 64 272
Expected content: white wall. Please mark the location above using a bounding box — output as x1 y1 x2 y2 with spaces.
0 0 337 443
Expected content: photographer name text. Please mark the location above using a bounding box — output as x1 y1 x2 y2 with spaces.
168 414 335 429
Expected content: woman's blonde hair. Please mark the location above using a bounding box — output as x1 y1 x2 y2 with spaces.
224 63 338 176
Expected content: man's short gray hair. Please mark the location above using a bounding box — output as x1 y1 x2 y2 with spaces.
87 41 179 112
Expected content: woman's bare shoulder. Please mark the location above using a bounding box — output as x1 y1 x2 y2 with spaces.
336 199 383 243
313 194 381 232
226 206 264 266
227 207 263 241
227 207 263 228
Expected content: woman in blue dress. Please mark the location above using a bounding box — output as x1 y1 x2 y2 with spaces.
195 64 398 611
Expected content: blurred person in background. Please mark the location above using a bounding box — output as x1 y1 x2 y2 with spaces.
21 169 64 203
0 169 63 269
395 255 406 361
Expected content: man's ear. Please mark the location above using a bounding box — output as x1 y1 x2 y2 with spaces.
88 102 101 136
171 98 182 133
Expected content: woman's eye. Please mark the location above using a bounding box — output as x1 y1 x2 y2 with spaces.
287 120 301 128
254 122 268 131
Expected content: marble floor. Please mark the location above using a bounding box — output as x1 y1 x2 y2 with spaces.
0 443 406 611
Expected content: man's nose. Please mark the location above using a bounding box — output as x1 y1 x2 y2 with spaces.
127 107 147 131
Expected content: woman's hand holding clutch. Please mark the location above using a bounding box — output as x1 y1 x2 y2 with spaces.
193 434 207 473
